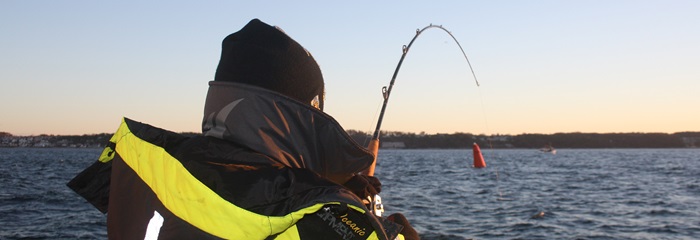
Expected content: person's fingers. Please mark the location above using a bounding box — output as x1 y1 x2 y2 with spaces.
387 213 420 240
365 176 381 193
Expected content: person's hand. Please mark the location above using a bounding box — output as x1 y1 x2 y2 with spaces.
387 213 420 240
342 175 381 199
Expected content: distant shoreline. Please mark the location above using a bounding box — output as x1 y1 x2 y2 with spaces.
3 147 698 150
4 131 698 149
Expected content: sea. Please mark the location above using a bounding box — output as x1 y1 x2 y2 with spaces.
1 148 698 240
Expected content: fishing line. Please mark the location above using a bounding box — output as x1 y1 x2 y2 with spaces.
478 84 514 204
363 100 384 148
370 24 480 143
476 86 508 201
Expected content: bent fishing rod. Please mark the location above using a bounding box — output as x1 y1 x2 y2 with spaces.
363 24 480 177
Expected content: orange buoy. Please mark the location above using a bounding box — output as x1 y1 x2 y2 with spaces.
472 143 486 168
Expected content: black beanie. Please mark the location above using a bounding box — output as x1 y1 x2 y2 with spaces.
215 19 324 109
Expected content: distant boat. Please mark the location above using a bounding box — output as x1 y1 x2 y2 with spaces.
539 144 557 155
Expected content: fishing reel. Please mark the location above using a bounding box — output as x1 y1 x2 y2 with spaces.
368 194 384 217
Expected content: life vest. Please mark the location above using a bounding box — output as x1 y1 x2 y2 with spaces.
68 82 403 239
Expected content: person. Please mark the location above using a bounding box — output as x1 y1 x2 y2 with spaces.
68 18 418 240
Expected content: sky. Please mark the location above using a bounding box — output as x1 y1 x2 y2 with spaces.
2 1 699 136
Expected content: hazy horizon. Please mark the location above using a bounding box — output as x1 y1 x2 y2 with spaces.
3 128 698 138
2 1 698 136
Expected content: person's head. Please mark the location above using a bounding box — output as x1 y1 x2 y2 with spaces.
214 19 325 110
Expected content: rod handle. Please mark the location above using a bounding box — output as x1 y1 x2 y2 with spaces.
362 139 380 176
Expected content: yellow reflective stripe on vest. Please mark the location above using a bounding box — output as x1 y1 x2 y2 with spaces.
366 231 380 240
112 118 324 239
273 225 300 240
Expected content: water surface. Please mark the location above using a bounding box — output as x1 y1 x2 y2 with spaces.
1 148 698 239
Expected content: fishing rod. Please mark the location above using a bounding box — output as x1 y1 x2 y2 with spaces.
364 24 480 176
362 24 480 218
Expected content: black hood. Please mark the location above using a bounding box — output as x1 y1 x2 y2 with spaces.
202 81 373 180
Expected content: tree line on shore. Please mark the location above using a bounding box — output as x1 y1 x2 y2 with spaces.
2 131 699 148
346 130 700 149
